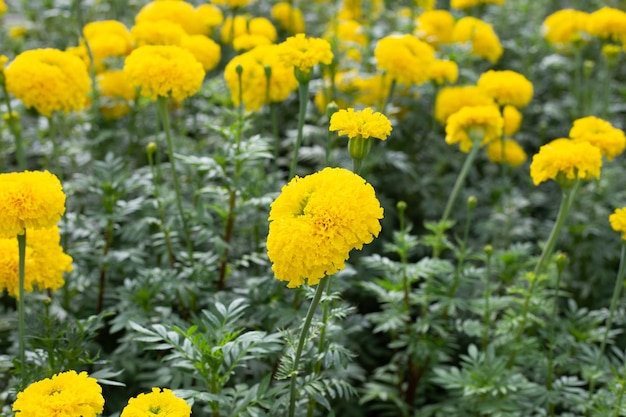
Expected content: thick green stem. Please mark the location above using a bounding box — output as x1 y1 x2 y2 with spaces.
440 140 482 224
156 97 195 267
288 278 328 417
289 81 310 179
17 232 26 383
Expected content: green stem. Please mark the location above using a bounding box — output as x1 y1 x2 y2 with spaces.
289 81 310 179
156 97 195 267
546 257 566 416
589 242 626 398
288 278 328 417
440 140 482 224
482 249 493 350
17 232 26 384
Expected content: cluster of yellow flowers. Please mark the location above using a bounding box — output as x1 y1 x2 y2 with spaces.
542 6 626 47
13 371 191 417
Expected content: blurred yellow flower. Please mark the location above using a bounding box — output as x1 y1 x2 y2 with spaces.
445 105 503 153
196 4 223 31
451 0 504 9
502 104 522 136
529 138 602 186
609 207 626 240
233 33 273 51
375 34 435 86
271 2 305 34
429 59 459 85
329 107 392 140
181 34 221 71
123 45 205 101
267 167 383 288
0 225 72 298
339 0 383 21
135 0 205 35
415 9 455 46
434 85 495 124
131 20 187 46
486 138 527 167
5 48 91 117
0 0 6 15
221 15 276 45
477 69 533 108
13 370 104 417
97 70 136 119
587 7 626 42
569 116 626 161
121 388 191 417
541 9 590 46
82 20 134 71
324 19 367 63
452 17 503 63
212 0 255 8
278 33 334 75
9 26 28 39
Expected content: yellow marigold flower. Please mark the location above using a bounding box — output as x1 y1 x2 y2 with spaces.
12 370 104 417
224 44 298 112
0 171 65 238
477 69 533 108
271 2 305 34
196 4 223 31
375 34 435 86
415 9 455 46
0 225 72 298
434 85 495 124
587 7 626 42
451 0 504 9
429 59 459 85
445 105 503 153
329 107 392 140
131 20 187 46
82 20 134 71
452 17 503 63
278 33 334 75
5 49 90 117
267 167 384 288
221 15 276 45
609 207 626 240
502 104 522 136
212 0 254 8
569 116 626 161
181 34 221 71
529 138 602 186
136 0 205 35
541 9 590 46
485 138 527 167
0 0 6 15
121 388 191 417
123 45 205 102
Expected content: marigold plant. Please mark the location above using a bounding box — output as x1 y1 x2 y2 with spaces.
267 167 383 288
12 370 104 417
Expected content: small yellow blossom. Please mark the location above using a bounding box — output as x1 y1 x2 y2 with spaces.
486 138 527 167
609 207 626 240
415 9 455 46
429 59 459 85
587 7 626 42
529 138 602 186
434 85 495 124
445 105 504 153
542 9 590 46
135 0 205 35
452 17 503 63
569 116 626 161
271 2 305 34
329 107 392 140
196 4 223 31
502 104 522 136
375 34 435 86
181 34 221 71
121 388 191 417
277 33 334 76
477 69 533 108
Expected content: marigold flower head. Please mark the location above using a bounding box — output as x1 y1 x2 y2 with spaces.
272 2 305 34
541 9 590 46
434 85 495 124
136 0 205 35
5 49 91 117
452 17 503 63
131 20 187 46
429 59 459 85
123 45 205 101
569 116 626 161
374 34 435 86
529 138 602 186
267 167 384 288
477 69 533 108
82 21 134 72
224 44 298 112
12 370 104 417
609 207 626 240
0 171 66 238
445 105 503 153
196 4 223 30
0 225 72 298
415 9 455 46
586 7 626 42
502 104 522 136
181 34 221 71
451 0 504 9
121 387 191 417
485 138 527 167
329 107 392 140
278 33 334 76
